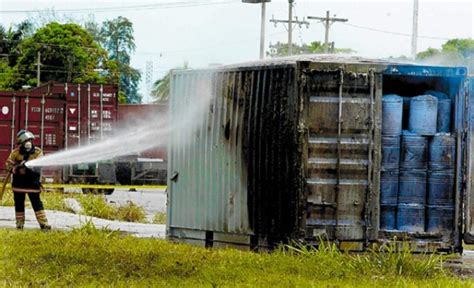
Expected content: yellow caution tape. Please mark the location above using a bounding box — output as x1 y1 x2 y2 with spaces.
3 183 167 190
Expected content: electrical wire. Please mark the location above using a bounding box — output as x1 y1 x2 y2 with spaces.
340 22 451 41
0 0 238 14
136 30 287 56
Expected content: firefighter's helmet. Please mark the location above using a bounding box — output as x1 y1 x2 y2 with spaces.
16 130 35 144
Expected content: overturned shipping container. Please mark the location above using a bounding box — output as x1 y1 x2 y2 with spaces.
167 56 474 252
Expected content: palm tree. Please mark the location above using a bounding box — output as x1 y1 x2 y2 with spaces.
151 62 188 103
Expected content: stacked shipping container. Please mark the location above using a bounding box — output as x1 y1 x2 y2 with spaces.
0 83 118 179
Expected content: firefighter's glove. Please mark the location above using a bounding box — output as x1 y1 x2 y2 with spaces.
14 161 27 175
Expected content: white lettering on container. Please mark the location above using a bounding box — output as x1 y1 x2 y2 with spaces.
44 133 57 146
102 110 112 119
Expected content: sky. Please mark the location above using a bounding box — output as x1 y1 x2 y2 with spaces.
0 0 473 102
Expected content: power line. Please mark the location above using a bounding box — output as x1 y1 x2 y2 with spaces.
341 22 450 41
136 30 288 56
0 1 238 14
0 39 102 52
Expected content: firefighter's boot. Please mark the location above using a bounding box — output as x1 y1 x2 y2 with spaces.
35 210 51 231
15 212 25 230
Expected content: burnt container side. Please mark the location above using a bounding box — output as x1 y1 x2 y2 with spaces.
300 61 384 246
167 65 305 247
166 59 470 252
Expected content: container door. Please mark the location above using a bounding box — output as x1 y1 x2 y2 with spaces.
301 62 382 244
65 84 80 148
19 96 65 154
87 85 116 143
0 95 19 173
464 77 474 243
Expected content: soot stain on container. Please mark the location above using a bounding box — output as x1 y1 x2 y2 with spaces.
237 66 305 244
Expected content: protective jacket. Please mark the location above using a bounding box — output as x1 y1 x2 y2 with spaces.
5 146 43 193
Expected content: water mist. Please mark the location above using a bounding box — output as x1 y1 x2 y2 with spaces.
27 74 214 168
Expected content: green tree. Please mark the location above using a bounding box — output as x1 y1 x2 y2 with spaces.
417 38 474 71
12 22 110 89
151 72 170 103
0 20 34 65
99 17 141 104
151 63 188 103
0 21 34 89
267 41 355 57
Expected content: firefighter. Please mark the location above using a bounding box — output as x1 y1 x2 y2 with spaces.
5 130 51 230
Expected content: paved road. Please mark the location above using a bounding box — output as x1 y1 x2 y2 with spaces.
106 188 167 213
0 206 166 238
105 188 167 222
0 188 168 237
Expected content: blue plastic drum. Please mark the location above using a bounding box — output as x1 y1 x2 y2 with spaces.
425 90 448 100
380 204 397 230
408 95 438 135
400 131 428 169
428 170 454 205
382 136 401 170
429 133 455 170
437 99 451 133
397 203 425 232
399 170 427 205
381 170 399 205
382 94 403 135
426 205 454 234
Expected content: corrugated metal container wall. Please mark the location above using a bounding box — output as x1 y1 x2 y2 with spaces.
167 67 304 245
118 104 168 159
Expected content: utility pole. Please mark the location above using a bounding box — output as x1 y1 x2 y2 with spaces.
259 1 267 59
35 51 41 87
411 0 419 59
270 0 310 56
287 0 293 55
308 11 348 54
242 0 271 60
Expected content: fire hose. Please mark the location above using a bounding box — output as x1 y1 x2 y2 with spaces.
0 169 13 202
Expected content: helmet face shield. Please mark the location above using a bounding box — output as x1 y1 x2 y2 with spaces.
16 130 35 145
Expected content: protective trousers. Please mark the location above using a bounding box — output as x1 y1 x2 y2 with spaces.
14 192 50 230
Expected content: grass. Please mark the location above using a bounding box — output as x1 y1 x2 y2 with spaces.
152 212 167 224
0 225 470 287
0 189 147 223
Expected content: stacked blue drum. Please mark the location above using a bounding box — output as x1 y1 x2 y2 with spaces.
380 91 455 235
381 95 402 230
427 133 455 233
397 130 429 232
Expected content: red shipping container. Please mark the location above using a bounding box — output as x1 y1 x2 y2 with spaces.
118 104 167 160
0 83 118 175
0 94 21 172
18 96 65 154
65 84 118 147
